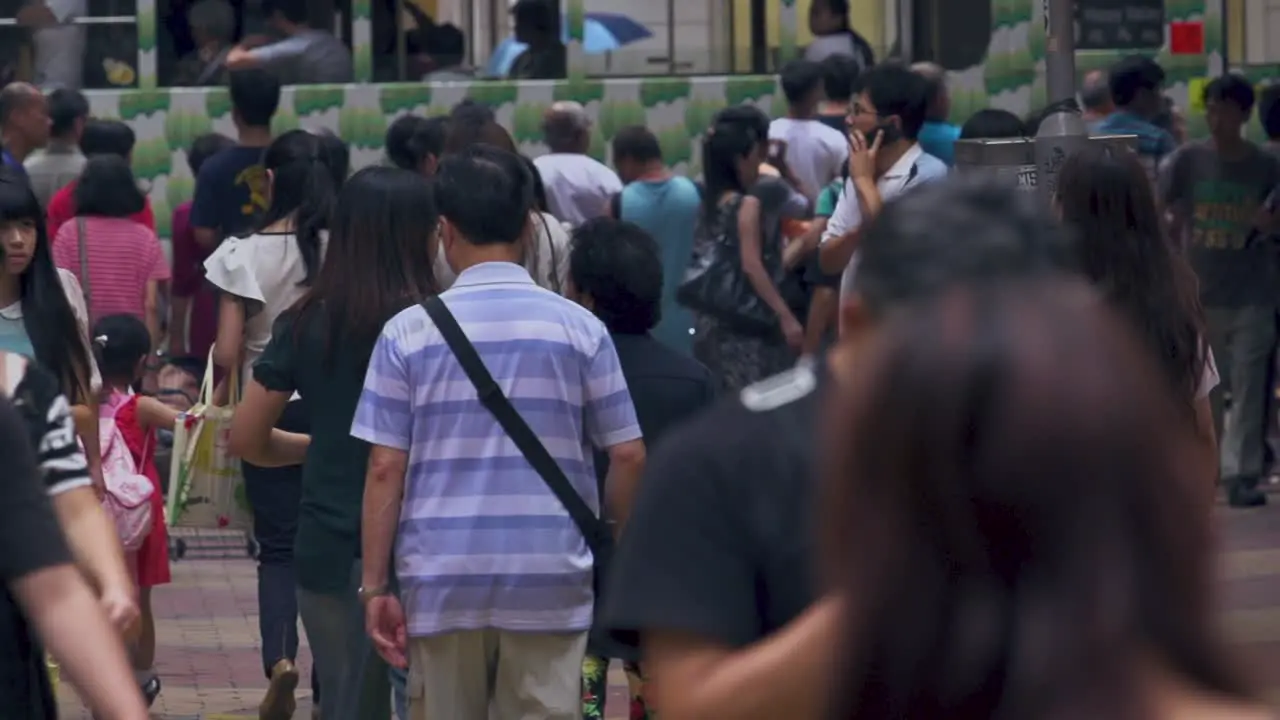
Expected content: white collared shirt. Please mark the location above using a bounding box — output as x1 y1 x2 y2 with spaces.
820 143 949 299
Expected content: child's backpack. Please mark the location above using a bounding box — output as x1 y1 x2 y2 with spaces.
99 414 154 551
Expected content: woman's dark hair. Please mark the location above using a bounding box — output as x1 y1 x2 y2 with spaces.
91 313 151 383
290 166 438 367
386 114 449 171
75 154 147 218
519 154 549 213
254 129 339 286
187 132 234 176
959 108 1027 139
823 278 1251 720
444 99 518 155
700 118 761 222
312 128 350 188
0 169 93 402
1055 144 1207 411
79 119 137 159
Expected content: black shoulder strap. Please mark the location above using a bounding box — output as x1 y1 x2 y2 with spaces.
609 192 622 219
421 296 610 553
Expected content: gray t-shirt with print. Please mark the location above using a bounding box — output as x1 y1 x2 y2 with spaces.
1160 140 1280 307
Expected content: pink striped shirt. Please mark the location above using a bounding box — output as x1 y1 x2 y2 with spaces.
51 216 171 324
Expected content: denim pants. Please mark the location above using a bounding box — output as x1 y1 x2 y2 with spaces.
241 400 310 682
1205 305 1277 480
297 561 391 720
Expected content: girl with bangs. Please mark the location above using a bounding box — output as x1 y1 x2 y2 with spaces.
0 168 142 707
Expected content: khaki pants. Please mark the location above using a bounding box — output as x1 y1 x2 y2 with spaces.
407 629 588 720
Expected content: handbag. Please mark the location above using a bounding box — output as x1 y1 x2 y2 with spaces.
676 194 780 338
420 296 630 660
76 216 91 309
165 349 251 530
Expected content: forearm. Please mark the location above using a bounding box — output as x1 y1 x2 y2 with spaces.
854 177 882 219
168 296 190 354
360 470 404 590
52 487 134 596
603 458 644 533
15 566 148 719
651 597 840 720
145 303 162 353
240 430 310 468
802 288 837 355
742 261 794 320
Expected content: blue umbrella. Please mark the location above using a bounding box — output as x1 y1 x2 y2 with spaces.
483 12 655 76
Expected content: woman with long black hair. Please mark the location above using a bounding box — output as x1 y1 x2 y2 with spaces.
204 128 340 720
822 279 1262 720
1055 145 1222 505
230 165 437 720
0 168 139 644
688 116 802 391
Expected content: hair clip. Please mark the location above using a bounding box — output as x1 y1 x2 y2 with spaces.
93 334 108 347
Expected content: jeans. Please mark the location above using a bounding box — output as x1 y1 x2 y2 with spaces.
297 562 390 720
241 400 309 680
1205 305 1277 479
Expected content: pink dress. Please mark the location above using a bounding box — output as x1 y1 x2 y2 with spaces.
102 390 171 587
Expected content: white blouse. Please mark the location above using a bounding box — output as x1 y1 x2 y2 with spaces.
204 232 326 391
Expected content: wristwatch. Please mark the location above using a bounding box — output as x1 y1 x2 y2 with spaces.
357 584 389 604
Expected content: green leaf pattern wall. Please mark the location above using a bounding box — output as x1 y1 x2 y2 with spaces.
83 0 1218 241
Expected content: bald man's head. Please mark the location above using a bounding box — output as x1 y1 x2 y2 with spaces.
1081 70 1113 115
543 101 591 154
0 83 50 155
0 83 41 127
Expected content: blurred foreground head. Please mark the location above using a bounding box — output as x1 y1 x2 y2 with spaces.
822 278 1252 719
842 179 1075 339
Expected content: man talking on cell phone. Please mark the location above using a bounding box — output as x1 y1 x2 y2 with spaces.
818 63 949 296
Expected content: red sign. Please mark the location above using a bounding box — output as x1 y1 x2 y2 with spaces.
1170 21 1205 55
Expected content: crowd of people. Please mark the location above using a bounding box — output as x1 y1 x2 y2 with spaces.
0 39 1279 720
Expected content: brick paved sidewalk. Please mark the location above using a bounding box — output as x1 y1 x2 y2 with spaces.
57 533 635 719
58 504 1280 718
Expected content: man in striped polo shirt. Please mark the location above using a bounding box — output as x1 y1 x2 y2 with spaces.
353 145 646 720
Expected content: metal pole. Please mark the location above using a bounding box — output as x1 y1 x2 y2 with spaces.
1033 0 1088 202
1043 0 1077 103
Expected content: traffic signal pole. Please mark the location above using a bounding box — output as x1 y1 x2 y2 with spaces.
1033 0 1089 201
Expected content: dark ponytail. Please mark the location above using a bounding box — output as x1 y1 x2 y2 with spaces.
255 129 338 286
826 0 876 70
701 119 760 223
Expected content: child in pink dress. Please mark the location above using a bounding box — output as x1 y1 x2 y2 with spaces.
93 313 180 707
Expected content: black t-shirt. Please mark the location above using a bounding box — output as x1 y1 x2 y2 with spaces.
4 355 93 497
0 395 74 720
190 145 270 238
253 308 377 594
602 358 825 651
594 332 716 494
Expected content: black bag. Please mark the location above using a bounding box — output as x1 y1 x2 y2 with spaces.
676 194 780 338
420 296 629 660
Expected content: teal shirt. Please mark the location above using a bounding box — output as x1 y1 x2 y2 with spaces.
618 177 702 355
918 121 962 167
0 312 35 359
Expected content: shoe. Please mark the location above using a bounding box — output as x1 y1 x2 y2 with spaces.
140 675 161 708
1227 476 1268 508
259 659 299 720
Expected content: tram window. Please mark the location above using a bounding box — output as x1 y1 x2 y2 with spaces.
0 0 138 89
159 0 354 87
581 0 735 77
911 0 989 71
376 0 567 83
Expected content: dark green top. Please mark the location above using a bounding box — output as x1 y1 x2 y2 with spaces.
253 308 376 594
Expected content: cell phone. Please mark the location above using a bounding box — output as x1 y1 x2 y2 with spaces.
865 120 901 147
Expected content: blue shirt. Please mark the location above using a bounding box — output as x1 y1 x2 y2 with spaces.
351 262 642 636
1095 110 1176 173
617 176 702 355
2 150 27 178
190 146 268 238
917 121 962 166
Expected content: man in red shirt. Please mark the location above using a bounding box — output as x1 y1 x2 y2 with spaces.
46 119 154 237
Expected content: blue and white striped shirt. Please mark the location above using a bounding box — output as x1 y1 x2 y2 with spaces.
352 261 641 636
